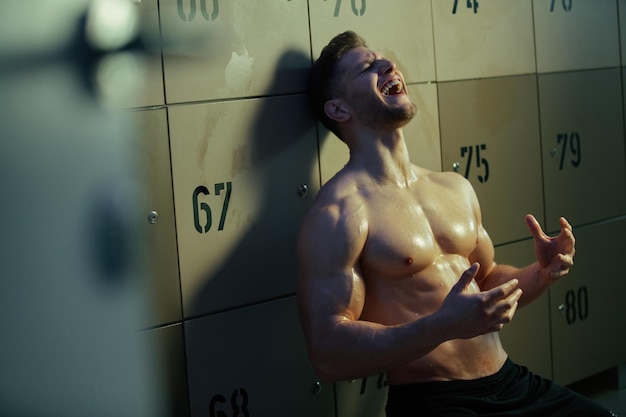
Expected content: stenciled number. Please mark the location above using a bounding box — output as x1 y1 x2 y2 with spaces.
178 0 219 22
461 144 489 183
551 0 572 12
453 0 479 14
564 286 589 325
209 389 250 417
193 182 232 234
357 373 388 395
556 132 581 170
333 0 367 17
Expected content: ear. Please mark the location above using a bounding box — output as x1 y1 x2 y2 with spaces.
323 99 351 123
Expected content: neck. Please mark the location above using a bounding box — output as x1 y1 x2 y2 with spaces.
344 127 415 187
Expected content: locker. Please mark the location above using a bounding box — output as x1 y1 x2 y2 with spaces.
533 0 620 73
126 109 182 328
143 324 191 417
319 83 442 185
539 69 626 232
439 75 544 245
184 297 334 417
335 375 388 417
308 0 436 84
431 0 535 81
168 95 319 317
160 0 311 104
497 240 552 380
549 219 626 385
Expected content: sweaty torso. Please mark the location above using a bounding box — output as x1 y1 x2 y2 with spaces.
346 166 507 384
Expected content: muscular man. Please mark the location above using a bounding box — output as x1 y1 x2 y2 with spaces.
297 31 614 416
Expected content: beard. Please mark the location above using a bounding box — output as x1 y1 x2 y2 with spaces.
354 94 417 131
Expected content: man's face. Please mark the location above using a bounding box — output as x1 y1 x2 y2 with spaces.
335 46 417 130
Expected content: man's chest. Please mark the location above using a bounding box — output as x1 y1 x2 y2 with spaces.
359 188 478 276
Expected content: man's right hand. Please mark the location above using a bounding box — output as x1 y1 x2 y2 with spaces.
438 263 523 339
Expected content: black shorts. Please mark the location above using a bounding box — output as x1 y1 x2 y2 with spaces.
386 359 616 416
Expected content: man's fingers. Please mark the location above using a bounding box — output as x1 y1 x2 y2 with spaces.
525 214 544 240
485 279 519 302
560 216 573 233
559 253 574 269
455 263 480 292
492 288 523 314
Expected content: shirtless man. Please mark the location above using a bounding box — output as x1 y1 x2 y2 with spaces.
297 31 615 416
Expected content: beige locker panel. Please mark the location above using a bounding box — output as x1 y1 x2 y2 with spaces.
497 240 552 380
539 69 626 233
129 109 183 328
533 0 620 73
432 0 535 81
549 219 626 385
319 83 442 184
168 95 319 317
309 0 436 83
439 75 544 245
144 324 191 417
184 297 334 417
335 375 388 417
96 0 165 108
160 0 311 104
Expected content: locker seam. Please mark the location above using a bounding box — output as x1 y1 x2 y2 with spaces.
530 0 554 381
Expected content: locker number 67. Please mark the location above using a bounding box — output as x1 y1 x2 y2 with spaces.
192 182 232 233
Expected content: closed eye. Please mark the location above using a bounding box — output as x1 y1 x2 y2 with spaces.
360 62 373 73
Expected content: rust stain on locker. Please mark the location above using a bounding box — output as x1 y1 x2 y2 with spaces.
231 145 251 178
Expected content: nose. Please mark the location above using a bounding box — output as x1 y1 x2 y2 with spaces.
379 58 396 75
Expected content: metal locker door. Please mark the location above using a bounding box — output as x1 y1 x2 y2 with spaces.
160 0 311 104
309 0 436 84
533 0 620 74
335 375 389 417
431 0 536 81
439 75 544 246
539 69 626 233
143 324 191 417
184 297 335 417
168 95 319 318
549 219 626 385
126 108 183 328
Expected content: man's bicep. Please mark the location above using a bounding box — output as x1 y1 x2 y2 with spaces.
296 205 367 326
469 224 497 288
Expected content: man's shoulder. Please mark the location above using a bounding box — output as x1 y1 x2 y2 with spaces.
306 171 365 223
299 172 368 251
316 168 362 201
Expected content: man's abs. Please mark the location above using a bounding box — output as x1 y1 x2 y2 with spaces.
387 333 509 385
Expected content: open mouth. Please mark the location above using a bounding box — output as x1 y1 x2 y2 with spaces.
380 78 404 96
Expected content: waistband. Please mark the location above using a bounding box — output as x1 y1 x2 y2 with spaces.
387 358 517 400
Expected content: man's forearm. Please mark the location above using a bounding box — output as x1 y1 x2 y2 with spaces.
482 262 549 308
308 315 446 382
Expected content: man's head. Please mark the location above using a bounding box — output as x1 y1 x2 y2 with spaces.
308 31 367 138
308 31 416 140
